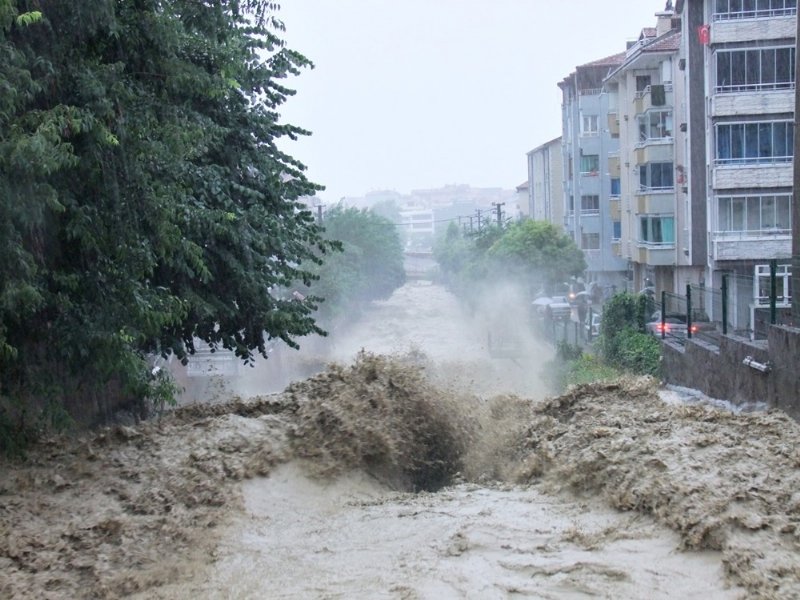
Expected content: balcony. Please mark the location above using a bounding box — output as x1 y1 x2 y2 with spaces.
711 230 792 261
608 153 620 177
634 142 674 164
607 112 620 137
635 190 674 215
712 89 794 116
636 244 675 266
712 162 793 189
609 198 621 220
711 14 796 44
633 84 673 115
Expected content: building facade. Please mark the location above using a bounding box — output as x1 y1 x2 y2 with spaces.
604 8 703 297
526 137 564 225
677 0 796 333
559 57 629 290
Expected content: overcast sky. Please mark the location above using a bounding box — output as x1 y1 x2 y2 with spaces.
277 1 668 202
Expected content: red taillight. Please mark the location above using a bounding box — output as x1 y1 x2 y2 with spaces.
690 325 698 333
656 323 670 333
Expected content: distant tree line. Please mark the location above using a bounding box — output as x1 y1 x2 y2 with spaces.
301 205 405 328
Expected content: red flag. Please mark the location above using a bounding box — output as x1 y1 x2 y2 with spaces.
697 24 710 45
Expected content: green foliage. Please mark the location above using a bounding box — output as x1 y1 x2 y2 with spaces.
0 0 332 437
556 340 582 361
614 330 661 377
435 219 586 306
599 292 660 376
307 205 405 325
487 220 587 293
563 353 621 387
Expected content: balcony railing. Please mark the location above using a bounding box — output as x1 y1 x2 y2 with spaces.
715 155 793 166
712 7 797 21
715 81 795 94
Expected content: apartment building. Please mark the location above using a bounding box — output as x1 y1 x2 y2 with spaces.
526 137 564 224
604 7 703 296
676 0 795 332
558 56 630 290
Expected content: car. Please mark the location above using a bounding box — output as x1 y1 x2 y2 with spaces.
646 316 696 338
584 312 601 338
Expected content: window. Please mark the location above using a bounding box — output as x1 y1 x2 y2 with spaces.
755 263 792 305
639 216 675 244
580 154 599 174
638 110 673 141
612 221 622 240
716 121 793 164
610 178 621 196
715 47 795 92
581 233 600 250
716 194 792 232
639 162 674 190
636 75 651 92
581 115 599 136
581 195 600 213
713 0 797 21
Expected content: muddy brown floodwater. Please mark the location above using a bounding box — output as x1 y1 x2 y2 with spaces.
2 281 800 599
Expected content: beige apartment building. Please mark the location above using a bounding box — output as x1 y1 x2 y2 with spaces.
604 7 703 296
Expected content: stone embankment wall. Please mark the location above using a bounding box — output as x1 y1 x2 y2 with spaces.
662 326 800 420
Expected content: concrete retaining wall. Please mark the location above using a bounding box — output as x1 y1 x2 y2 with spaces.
662 326 800 419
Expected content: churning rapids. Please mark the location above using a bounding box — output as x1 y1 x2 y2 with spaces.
3 281 800 599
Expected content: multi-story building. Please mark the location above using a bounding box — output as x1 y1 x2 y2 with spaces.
604 7 702 296
526 137 564 225
559 56 629 290
676 0 795 333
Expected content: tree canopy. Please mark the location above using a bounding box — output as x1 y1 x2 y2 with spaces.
305 205 405 325
487 220 586 293
435 219 586 302
0 0 332 429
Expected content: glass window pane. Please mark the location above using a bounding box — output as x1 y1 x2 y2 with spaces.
731 52 746 86
731 197 746 230
744 123 759 158
774 122 788 158
776 48 791 84
761 49 776 85
745 50 760 87
731 124 744 158
758 122 773 158
717 125 731 159
717 52 731 88
761 195 776 228
718 197 731 231
662 217 675 243
776 195 791 229
747 196 761 230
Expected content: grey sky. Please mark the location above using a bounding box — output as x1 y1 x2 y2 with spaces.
277 1 668 202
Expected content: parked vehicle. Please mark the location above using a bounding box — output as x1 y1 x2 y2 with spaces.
584 311 602 338
646 310 713 338
545 296 572 321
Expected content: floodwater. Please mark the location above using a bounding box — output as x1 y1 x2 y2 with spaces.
154 282 740 599
10 281 797 599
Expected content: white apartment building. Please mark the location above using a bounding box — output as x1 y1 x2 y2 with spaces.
526 137 564 226
559 55 630 290
676 0 795 333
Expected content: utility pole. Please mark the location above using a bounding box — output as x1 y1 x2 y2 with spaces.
475 210 482 233
492 202 505 227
